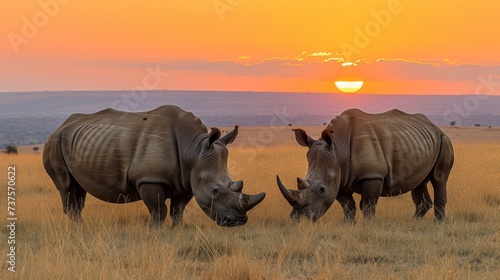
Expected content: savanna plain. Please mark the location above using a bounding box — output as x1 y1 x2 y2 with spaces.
1 126 499 279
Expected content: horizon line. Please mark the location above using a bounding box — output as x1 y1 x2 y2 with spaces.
0 89 495 97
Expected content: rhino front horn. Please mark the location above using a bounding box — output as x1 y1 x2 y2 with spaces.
239 192 266 212
277 175 301 208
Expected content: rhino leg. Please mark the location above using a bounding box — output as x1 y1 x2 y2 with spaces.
139 183 167 226
429 134 453 222
336 191 356 222
59 182 87 221
170 193 193 228
44 146 86 221
430 180 447 222
411 181 433 219
359 179 383 219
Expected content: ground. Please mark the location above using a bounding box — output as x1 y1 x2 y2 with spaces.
1 126 499 279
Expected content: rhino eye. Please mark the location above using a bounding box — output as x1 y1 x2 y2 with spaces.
211 187 221 199
318 186 326 195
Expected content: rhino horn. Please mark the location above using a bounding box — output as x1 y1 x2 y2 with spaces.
230 180 243 192
239 192 266 212
297 177 309 190
277 175 301 208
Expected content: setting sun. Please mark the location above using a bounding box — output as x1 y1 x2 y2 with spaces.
334 61 364 93
334 81 364 93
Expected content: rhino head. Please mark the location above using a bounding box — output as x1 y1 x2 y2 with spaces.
277 129 341 222
191 125 266 227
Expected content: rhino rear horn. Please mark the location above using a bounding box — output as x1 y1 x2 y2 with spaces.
230 180 243 192
297 177 309 190
277 175 301 208
239 192 266 212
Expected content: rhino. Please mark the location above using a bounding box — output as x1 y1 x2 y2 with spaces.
43 105 265 227
277 109 454 222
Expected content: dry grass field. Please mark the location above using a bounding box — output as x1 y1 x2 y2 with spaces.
1 126 499 279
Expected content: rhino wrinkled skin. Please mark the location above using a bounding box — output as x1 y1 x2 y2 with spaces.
277 109 454 222
43 105 265 227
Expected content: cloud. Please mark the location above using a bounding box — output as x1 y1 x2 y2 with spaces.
310 52 332 57
77 53 500 84
364 60 500 82
149 58 500 84
324 57 344 63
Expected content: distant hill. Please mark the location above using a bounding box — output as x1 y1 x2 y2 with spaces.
1 90 499 147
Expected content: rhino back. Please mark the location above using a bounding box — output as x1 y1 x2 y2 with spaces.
330 109 443 195
55 106 206 202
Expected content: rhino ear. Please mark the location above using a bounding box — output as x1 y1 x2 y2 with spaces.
219 125 239 145
208 127 221 146
321 129 334 149
293 129 314 147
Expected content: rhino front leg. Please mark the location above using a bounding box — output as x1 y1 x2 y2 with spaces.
359 179 383 219
336 191 356 222
170 193 193 228
139 183 167 226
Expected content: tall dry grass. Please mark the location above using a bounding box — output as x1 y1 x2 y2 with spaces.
0 140 499 279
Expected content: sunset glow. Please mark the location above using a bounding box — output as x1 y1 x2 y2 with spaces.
335 81 364 93
1 1 499 94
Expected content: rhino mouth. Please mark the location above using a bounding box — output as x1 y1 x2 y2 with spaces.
290 207 319 222
216 215 248 227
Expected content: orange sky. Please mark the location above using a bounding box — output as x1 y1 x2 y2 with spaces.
1 0 499 94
